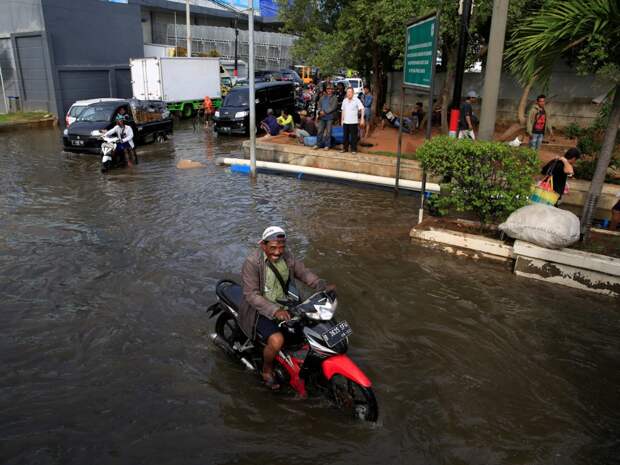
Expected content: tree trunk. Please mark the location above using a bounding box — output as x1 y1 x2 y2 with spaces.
580 84 620 241
517 78 534 125
440 47 457 134
370 44 381 120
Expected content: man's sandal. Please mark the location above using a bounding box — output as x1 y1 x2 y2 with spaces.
262 373 280 390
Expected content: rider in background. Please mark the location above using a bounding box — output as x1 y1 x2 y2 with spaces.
103 114 134 167
239 226 335 389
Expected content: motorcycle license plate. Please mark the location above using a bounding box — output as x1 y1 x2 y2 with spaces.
71 140 84 146
321 321 352 348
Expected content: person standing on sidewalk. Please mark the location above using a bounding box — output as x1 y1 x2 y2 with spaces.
340 87 365 154
361 85 373 139
458 91 478 140
313 85 338 150
527 94 554 150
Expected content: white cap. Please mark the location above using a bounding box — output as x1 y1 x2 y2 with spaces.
466 90 478 99
260 226 286 243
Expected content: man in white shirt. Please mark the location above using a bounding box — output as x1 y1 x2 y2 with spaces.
340 87 365 154
103 114 135 167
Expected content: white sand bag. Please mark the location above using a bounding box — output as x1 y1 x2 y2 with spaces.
499 204 580 249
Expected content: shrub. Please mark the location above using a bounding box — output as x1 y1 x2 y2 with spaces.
564 122 583 139
574 154 620 184
577 130 603 155
416 136 539 226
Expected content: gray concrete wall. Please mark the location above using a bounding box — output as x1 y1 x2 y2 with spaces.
0 0 45 113
0 0 44 36
387 66 614 129
40 0 145 118
0 38 19 113
42 0 143 67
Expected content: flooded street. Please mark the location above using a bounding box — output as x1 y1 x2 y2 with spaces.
1 124 618 465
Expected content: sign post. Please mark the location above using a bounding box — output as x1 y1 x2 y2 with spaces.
395 13 438 223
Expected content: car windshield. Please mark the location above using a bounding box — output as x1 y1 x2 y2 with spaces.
223 90 249 107
76 105 116 122
68 105 86 117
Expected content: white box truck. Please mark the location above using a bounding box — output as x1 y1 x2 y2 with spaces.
130 57 221 118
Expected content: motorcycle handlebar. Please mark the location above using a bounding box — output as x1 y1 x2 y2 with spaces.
278 315 300 328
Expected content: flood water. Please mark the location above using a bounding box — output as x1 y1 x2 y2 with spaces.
1 124 618 465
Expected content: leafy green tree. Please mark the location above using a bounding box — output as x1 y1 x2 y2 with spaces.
278 0 546 130
506 0 620 239
416 136 539 227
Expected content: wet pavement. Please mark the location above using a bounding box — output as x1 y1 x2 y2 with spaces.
1 123 619 465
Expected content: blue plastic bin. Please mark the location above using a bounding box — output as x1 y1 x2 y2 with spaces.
331 126 344 145
303 136 317 146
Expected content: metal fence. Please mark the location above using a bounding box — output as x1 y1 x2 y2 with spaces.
164 24 296 71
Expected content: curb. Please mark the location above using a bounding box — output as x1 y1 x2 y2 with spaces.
0 117 58 132
410 225 619 296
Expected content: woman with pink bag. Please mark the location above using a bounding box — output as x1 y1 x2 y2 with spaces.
539 148 581 205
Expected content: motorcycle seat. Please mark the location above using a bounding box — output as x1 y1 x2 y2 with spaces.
216 280 243 309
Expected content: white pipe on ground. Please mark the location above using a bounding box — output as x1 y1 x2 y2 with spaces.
216 158 441 193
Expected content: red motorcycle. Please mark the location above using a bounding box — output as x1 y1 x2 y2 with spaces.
206 280 378 422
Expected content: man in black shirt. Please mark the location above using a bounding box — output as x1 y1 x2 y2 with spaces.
540 148 581 202
458 91 478 139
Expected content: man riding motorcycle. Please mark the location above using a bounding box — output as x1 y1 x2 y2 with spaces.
239 226 335 389
103 114 135 167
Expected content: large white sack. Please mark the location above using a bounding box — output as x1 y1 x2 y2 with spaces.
499 204 580 249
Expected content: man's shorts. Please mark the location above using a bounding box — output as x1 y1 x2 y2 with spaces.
256 314 281 341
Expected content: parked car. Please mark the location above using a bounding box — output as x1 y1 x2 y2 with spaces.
280 69 303 85
334 78 363 92
213 81 295 135
254 70 283 82
62 98 173 153
65 98 121 127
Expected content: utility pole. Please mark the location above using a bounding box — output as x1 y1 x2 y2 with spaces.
448 0 473 137
185 0 191 57
478 0 509 140
234 16 239 77
248 5 256 177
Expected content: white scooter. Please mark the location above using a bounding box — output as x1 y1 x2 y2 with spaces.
100 136 137 173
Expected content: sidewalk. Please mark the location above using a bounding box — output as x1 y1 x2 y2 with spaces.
0 112 57 132
262 124 576 163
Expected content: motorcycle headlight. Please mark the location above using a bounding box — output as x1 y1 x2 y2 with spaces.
235 111 248 119
90 130 102 136
214 110 220 118
63 129 68 136
306 299 337 321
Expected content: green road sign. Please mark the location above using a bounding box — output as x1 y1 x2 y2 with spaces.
404 15 437 89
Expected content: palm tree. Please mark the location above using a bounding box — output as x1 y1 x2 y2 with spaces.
506 0 620 241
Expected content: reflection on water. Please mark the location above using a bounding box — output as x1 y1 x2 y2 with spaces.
1 124 618 465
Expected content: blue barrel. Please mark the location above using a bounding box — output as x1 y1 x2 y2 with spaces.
303 136 317 146
331 126 344 145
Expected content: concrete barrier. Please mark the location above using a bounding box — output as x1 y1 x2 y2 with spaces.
513 240 620 296
241 140 428 182
410 226 620 296
559 179 619 220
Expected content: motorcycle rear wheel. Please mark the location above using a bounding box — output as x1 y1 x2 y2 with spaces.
329 374 378 422
215 311 243 348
